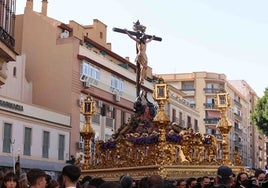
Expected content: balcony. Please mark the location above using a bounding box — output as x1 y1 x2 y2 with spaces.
234 127 242 134
234 140 242 147
204 118 219 125
234 113 242 121
189 103 195 108
92 114 100 124
234 99 242 108
180 88 195 95
203 88 221 94
0 26 15 49
204 103 216 109
106 117 114 128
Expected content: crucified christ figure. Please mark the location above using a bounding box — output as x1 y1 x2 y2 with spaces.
124 29 155 84
113 21 161 97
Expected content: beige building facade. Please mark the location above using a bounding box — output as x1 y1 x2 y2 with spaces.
15 1 151 157
14 1 200 161
157 72 265 168
0 56 71 173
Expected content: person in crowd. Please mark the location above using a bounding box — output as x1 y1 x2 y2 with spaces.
88 178 105 188
2 172 19 188
186 178 197 188
194 176 211 188
27 168 47 188
148 174 163 188
81 176 92 188
230 174 236 188
99 182 121 188
61 165 81 188
120 175 133 188
138 176 149 188
0 171 5 188
46 179 59 188
234 172 248 188
18 173 28 188
177 179 187 188
252 169 267 188
213 166 233 188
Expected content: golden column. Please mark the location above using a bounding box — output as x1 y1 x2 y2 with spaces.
153 78 170 177
80 95 95 170
216 92 232 166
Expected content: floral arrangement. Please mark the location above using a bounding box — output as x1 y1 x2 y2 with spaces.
128 135 159 145
203 136 212 145
101 141 117 150
166 133 183 143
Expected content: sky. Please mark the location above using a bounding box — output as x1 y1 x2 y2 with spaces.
16 0 268 97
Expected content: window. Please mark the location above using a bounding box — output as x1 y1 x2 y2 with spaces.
42 131 50 158
182 83 194 90
13 67 16 77
111 75 124 92
24 127 32 156
194 119 198 131
3 123 12 153
187 116 191 128
172 109 176 122
80 61 100 83
207 97 215 104
121 111 125 125
58 135 65 160
206 83 218 89
100 32 103 39
179 112 182 121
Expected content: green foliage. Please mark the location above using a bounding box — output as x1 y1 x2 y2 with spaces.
251 88 268 136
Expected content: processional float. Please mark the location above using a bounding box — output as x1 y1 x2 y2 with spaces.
77 21 244 181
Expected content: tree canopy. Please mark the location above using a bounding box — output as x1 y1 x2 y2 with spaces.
251 88 268 136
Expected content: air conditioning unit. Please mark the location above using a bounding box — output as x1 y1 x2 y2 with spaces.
77 98 83 107
76 142 83 149
97 100 103 108
60 30 69 38
114 93 120 102
83 81 90 88
108 105 113 111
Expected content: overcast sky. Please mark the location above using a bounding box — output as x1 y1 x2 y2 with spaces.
16 0 268 97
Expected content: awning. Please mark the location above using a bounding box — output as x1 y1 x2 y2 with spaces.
0 155 66 172
207 110 220 119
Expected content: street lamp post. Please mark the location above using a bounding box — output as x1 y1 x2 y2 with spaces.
80 95 95 170
216 92 232 165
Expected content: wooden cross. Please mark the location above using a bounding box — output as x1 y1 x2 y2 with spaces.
113 22 162 97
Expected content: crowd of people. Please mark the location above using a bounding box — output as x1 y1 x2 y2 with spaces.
0 165 267 188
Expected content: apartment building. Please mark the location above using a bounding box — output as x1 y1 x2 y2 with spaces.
14 1 201 161
14 1 153 157
0 0 17 85
167 85 200 131
229 80 266 169
0 57 71 173
157 72 265 168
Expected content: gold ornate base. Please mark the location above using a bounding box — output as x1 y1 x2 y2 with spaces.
81 165 244 181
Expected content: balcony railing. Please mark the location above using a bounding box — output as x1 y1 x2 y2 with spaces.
234 140 242 147
234 127 242 134
106 117 114 128
0 26 15 48
92 114 100 124
203 88 221 94
204 118 219 124
234 113 243 121
204 103 216 109
180 88 195 95
234 99 242 108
